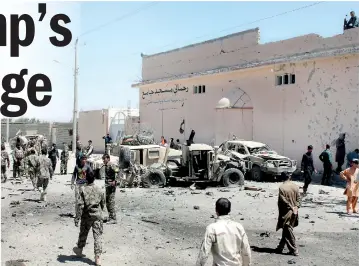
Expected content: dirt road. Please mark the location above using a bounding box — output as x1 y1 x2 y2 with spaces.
1 173 359 266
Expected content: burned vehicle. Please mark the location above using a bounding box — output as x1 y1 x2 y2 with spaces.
117 144 181 187
218 140 297 181
140 144 247 188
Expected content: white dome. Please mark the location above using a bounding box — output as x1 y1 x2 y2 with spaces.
216 98 230 108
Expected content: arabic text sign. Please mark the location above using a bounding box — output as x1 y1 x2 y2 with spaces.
142 84 189 99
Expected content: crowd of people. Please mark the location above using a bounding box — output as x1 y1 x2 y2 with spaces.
1 131 358 266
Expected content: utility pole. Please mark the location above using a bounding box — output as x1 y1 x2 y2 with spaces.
6 118 9 142
72 38 79 154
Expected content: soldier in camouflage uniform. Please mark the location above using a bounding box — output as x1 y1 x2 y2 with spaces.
60 143 69 175
24 141 37 178
1 144 10 183
102 154 119 224
27 149 40 190
37 148 53 201
71 155 94 218
73 168 104 266
13 143 25 180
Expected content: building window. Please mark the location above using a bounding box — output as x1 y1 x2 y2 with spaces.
194 85 206 94
276 74 295 86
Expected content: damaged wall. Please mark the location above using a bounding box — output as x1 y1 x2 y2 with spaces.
139 54 359 170
141 28 359 82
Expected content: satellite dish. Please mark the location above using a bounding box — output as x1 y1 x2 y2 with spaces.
216 98 230 109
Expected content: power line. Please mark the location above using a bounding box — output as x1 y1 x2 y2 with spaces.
152 1 324 53
120 1 324 62
79 1 160 37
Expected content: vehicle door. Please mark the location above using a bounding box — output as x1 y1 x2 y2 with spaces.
207 151 214 180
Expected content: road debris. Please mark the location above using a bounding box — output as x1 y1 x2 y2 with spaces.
244 186 262 191
259 231 271 237
141 218 160 225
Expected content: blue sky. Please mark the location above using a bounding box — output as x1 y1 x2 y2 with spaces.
76 1 358 114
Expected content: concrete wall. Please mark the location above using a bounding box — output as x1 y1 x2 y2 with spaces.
138 54 359 170
78 108 140 153
0 122 73 149
141 28 359 82
78 109 108 153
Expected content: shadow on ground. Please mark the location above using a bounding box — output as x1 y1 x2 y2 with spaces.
251 246 281 254
22 199 41 203
326 211 359 218
57 255 95 265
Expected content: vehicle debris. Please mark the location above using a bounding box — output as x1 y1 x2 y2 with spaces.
218 139 297 181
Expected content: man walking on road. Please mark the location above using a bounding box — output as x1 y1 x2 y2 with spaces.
13 143 25 180
73 169 104 266
319 144 333 185
71 155 94 217
27 149 40 190
37 148 53 202
1 144 10 183
102 154 119 224
276 172 301 256
196 198 251 266
48 143 59 175
301 145 316 195
60 143 69 175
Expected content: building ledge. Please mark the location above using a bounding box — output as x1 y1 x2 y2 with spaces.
141 28 259 59
132 45 359 88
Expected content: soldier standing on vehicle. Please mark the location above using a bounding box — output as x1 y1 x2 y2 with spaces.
27 149 40 190
37 148 53 202
301 145 316 196
71 155 93 217
13 143 25 180
60 143 69 175
102 154 119 224
73 169 104 266
1 144 10 183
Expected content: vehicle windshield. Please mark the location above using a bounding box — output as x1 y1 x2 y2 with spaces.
248 145 271 154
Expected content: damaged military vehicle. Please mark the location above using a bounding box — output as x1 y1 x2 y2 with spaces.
137 143 247 188
218 140 297 181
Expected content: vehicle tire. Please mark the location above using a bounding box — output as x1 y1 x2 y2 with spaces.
251 165 263 182
141 169 166 188
222 168 245 187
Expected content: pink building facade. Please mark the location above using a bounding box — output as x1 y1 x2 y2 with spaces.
132 28 359 170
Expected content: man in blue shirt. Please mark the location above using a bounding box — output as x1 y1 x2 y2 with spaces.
102 134 112 153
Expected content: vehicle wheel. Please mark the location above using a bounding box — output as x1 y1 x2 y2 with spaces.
251 165 263 182
141 169 166 188
222 168 245 187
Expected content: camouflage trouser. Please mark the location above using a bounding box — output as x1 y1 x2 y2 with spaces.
23 157 30 177
77 219 103 256
37 177 49 193
105 186 116 220
28 169 38 189
13 160 24 179
1 165 7 182
60 159 68 174
75 184 86 216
